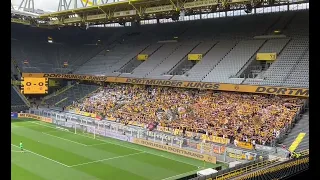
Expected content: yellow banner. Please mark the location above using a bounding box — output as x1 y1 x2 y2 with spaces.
22 73 309 97
228 152 246 160
75 110 96 118
288 133 306 152
21 77 48 94
196 143 226 154
137 54 148 61
188 54 202 61
133 138 216 164
201 134 230 145
256 53 277 61
237 141 253 150
18 113 52 123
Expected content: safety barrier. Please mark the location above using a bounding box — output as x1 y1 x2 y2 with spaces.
237 156 309 180
189 158 280 180
29 109 272 163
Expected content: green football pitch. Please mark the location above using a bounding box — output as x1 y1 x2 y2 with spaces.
11 118 226 180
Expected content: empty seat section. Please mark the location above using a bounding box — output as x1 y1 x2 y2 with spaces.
202 40 265 84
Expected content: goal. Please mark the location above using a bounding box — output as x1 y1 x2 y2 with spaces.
54 119 96 139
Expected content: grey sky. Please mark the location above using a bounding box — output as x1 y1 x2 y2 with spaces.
12 0 125 12
12 0 59 12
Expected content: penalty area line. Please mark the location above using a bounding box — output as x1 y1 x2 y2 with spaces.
69 151 145 167
28 121 200 168
85 143 108 147
11 144 70 167
42 132 88 146
11 150 23 153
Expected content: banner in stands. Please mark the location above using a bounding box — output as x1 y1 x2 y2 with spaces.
236 141 253 150
226 148 256 160
11 112 18 119
133 138 217 164
74 109 102 120
256 53 277 61
128 121 145 127
22 73 309 97
18 113 52 123
137 54 148 61
188 54 202 61
186 141 198 149
196 143 226 154
201 134 230 145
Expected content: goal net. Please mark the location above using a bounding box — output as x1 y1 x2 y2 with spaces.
54 119 96 139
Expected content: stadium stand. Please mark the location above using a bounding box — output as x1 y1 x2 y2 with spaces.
250 39 309 87
280 110 309 152
11 1 309 179
11 11 309 88
43 84 100 108
11 86 28 112
121 43 183 78
70 84 306 146
12 3 308 159
202 39 266 84
119 43 164 74
168 41 217 76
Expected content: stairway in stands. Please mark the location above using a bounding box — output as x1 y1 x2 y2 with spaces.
280 110 309 152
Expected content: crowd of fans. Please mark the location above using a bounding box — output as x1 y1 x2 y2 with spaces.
71 84 305 146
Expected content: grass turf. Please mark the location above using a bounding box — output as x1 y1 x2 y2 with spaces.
11 118 226 180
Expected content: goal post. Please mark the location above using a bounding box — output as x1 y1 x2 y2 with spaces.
77 123 96 139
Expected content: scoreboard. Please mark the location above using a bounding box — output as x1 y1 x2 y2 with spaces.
21 77 48 94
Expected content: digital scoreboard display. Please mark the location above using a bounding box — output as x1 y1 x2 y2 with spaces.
21 77 48 94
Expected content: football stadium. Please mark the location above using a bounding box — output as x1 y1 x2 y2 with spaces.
11 0 309 179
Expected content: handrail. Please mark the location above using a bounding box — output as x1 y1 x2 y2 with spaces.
66 86 102 110
42 84 75 104
55 97 68 106
238 156 309 179
212 158 280 180
12 84 30 107
298 149 309 156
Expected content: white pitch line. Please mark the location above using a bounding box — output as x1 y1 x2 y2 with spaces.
161 169 199 180
69 152 145 167
29 121 199 168
85 143 108 147
42 132 88 146
11 150 23 153
11 124 40 128
11 144 70 167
